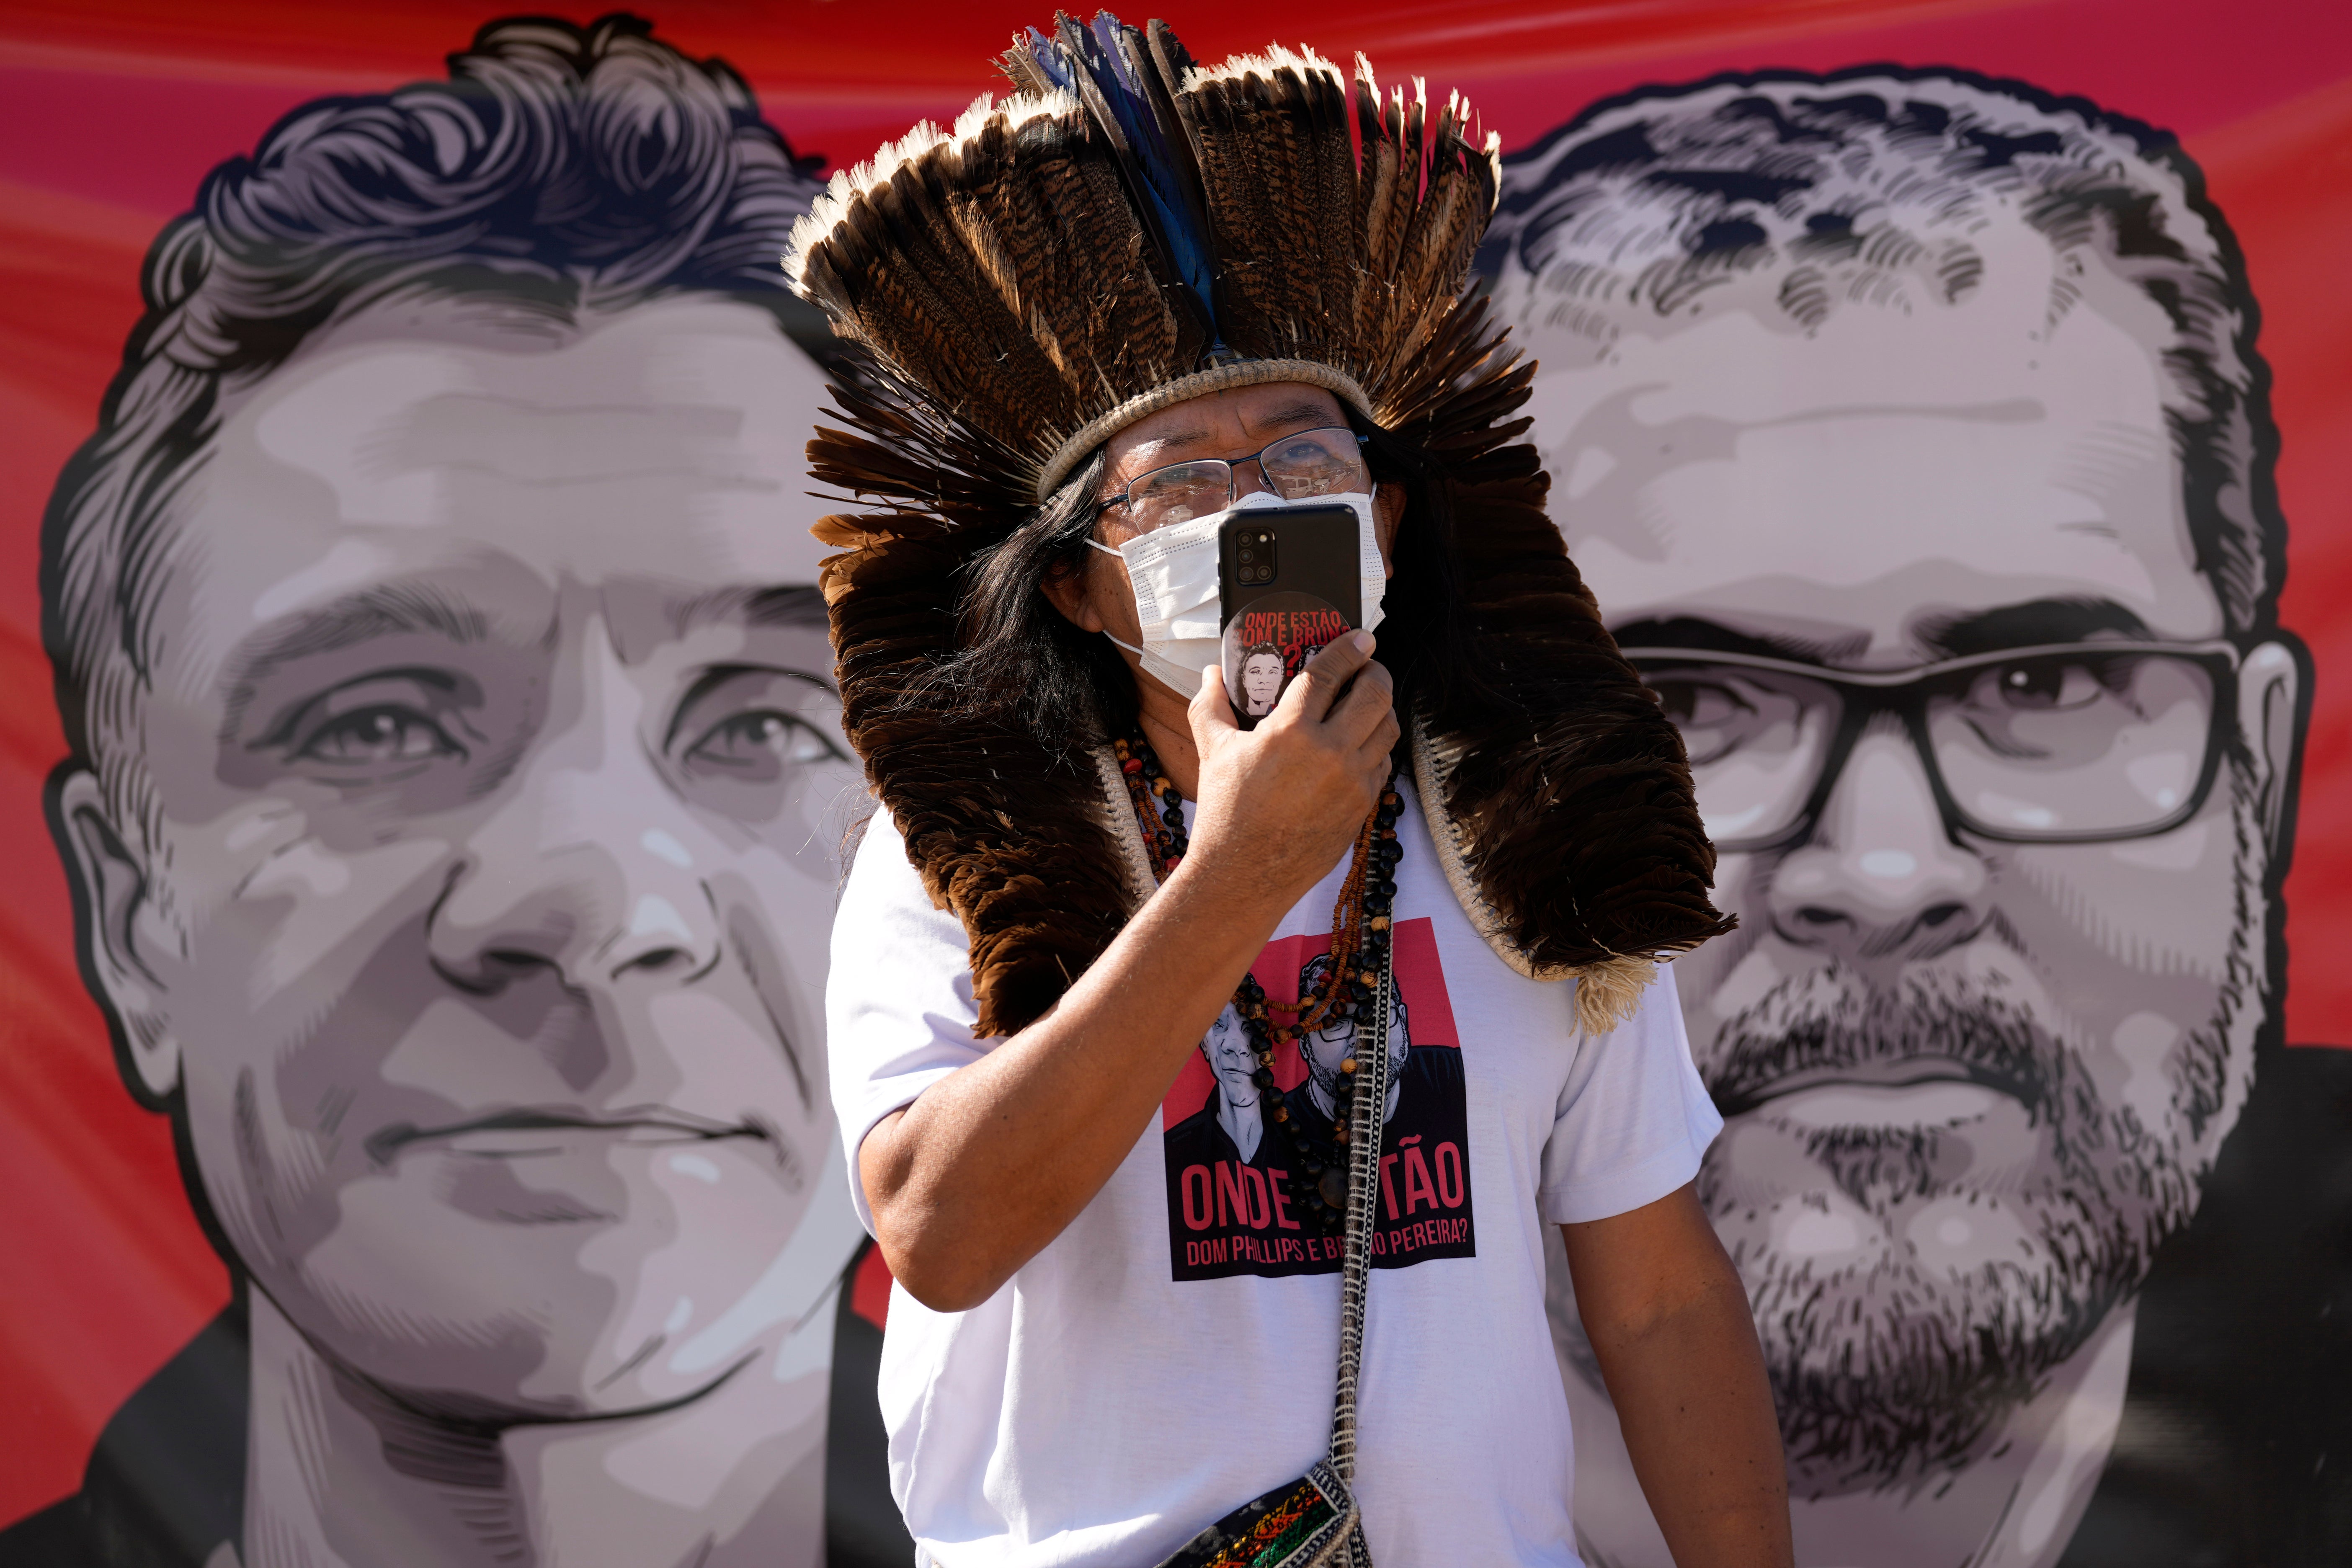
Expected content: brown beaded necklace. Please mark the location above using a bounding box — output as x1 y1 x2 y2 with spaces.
1113 731 1404 1233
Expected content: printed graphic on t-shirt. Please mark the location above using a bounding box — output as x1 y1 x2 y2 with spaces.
1161 916 1475 1281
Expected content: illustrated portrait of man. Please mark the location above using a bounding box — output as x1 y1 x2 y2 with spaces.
1165 1004 1266 1166
1481 69 2345 1565
1240 644 1285 718
1287 950 1475 1259
0 15 909 1568
1295 952 1415 1128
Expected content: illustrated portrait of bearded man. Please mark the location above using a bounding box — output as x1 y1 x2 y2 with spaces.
1296 952 1414 1130
1482 67 2351 1567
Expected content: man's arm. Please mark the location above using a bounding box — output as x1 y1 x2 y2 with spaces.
1562 1183 1792 1568
860 635 1398 1312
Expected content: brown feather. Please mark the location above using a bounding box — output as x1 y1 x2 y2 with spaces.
788 23 1726 1033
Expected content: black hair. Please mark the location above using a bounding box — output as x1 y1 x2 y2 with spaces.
939 446 1143 745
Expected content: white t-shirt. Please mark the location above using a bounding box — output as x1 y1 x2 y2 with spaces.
827 781 1721 1568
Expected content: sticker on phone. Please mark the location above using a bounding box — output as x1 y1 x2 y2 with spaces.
1222 591 1354 726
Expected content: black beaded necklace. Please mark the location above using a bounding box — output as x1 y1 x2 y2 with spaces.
1114 730 1405 1234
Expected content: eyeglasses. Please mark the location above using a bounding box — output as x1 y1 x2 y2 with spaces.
1622 641 2241 851
1094 426 1371 534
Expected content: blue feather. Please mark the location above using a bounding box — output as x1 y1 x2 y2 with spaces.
1082 15 1218 322
1038 11 1219 344
1014 26 1073 93
1004 12 1223 347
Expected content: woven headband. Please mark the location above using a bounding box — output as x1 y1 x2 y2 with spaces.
1034 359 1374 501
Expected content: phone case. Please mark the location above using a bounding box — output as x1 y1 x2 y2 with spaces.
1217 505 1362 727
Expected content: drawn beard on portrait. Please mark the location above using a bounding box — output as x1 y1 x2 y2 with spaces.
1295 952 1409 1129
1689 771 2264 1492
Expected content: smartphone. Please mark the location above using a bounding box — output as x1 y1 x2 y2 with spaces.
1217 503 1362 727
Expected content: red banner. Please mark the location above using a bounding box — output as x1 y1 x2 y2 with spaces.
2 3 2346 1564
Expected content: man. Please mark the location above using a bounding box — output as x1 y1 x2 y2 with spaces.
1295 954 1414 1127
1480 68 2339 1566
1 16 905 1568
801 19 1788 1568
1239 645 1287 718
1292 956 1477 1246
1166 1004 1267 1167
1162 1006 1277 1263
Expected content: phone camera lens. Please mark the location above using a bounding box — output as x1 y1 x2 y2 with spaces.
1238 548 1255 563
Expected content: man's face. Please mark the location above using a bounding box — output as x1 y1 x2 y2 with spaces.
67 298 862 1420
1243 652 1284 710
1513 230 2292 1484
1302 1008 1354 1087
1300 985 1409 1088
1203 1006 1258 1098
1044 381 1403 701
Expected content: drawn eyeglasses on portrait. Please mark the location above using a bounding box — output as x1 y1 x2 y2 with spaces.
1624 641 2243 850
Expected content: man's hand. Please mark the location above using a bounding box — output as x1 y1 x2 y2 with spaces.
1564 1184 1793 1568
1186 630 1399 910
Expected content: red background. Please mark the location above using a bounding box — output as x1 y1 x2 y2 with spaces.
2 0 2346 1518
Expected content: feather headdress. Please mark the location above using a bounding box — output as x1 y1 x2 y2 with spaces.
785 13 1730 1037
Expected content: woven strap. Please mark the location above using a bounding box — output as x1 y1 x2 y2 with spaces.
1322 946 1392 1566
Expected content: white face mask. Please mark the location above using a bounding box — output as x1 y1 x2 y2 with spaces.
1088 488 1386 698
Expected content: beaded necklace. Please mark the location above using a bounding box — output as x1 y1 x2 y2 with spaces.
1113 730 1404 1234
